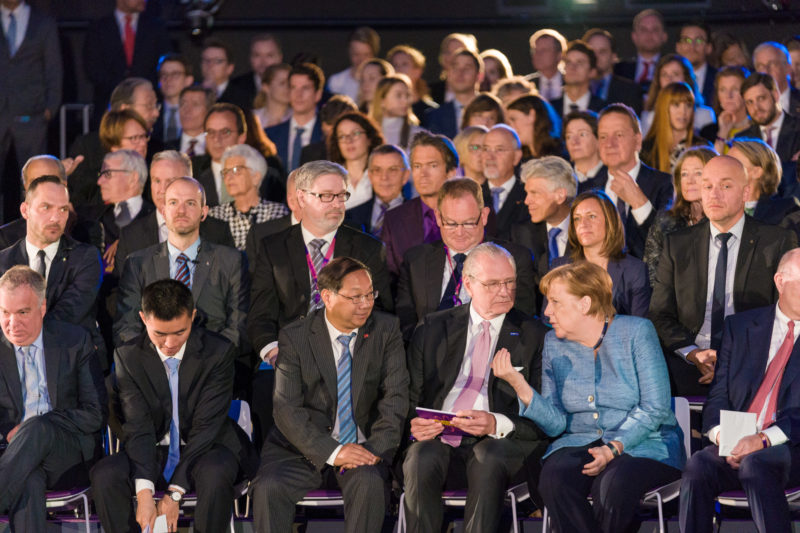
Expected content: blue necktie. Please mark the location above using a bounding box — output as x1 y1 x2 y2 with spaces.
548 227 562 267
21 346 40 421
290 126 305 171
439 252 467 310
710 233 732 351
336 333 358 445
174 253 191 288
7 12 16 56
163 357 180 482
491 187 503 213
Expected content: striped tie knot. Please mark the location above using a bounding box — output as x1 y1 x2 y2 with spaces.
175 253 191 288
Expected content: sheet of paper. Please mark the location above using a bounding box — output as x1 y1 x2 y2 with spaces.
144 514 168 533
719 410 757 456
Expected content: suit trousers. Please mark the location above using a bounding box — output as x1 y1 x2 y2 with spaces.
0 415 89 532
680 443 800 533
539 442 681 533
0 114 45 221
402 436 542 533
251 442 389 533
90 444 240 533
665 352 711 398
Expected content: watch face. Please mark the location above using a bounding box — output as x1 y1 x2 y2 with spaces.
170 491 181 502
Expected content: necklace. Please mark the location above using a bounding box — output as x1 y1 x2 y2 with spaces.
593 315 610 351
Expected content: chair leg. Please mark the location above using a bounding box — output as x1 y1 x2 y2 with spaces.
655 493 664 533
509 492 519 533
229 510 235 533
81 493 90 533
541 507 549 533
397 492 405 533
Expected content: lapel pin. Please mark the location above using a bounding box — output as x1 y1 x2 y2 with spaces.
363 333 369 339
509 332 520 336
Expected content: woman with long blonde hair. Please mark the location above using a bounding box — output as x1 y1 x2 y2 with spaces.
369 74 420 150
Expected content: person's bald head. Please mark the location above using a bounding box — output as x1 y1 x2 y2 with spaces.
701 155 750 232
21 155 66 190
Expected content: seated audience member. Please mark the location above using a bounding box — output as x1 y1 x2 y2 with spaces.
251 257 408 531
344 144 409 236
644 147 715 286
327 112 385 209
649 155 797 396
429 33 479 105
680 247 800 533
201 39 248 110
700 66 751 154
526 29 567 101
356 58 394 115
396 178 537 341
0 176 105 360
482 124 528 240
228 33 285 113
115 177 248 354
248 160 393 368
266 63 325 172
493 76 535 107
753 40 800 116
386 44 437 119
563 110 603 184
253 63 292 128
403 242 548 533
99 109 150 159
381 131 458 275
479 49 513 92
91 279 257 533
582 28 643 114
551 190 651 317
494 261 683 533
613 9 668 93
172 86 216 157
328 26 380 102
641 82 712 173
735 72 800 199
788 36 800 90
370 74 423 150
454 126 488 183
676 21 717 107
193 102 248 207
116 150 234 271
549 40 605 120
582 104 674 259
155 54 194 145
729 138 800 225
505 94 564 162
299 94 359 165
712 32 751 69
242 111 287 203
0 266 107 531
425 48 482 139
460 92 505 130
208 144 289 250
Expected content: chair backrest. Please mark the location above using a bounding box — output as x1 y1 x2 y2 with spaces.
672 396 692 457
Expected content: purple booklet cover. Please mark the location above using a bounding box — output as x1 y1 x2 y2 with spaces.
415 407 468 436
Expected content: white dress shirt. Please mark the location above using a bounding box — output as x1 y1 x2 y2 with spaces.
760 111 786 148
562 91 591 115
694 63 709 99
210 160 224 202
287 116 317 168
327 68 360 102
546 215 571 257
488 175 517 212
603 158 653 225
344 170 373 210
1 1 29 54
179 132 206 156
113 9 138 42
574 161 604 184
116 195 144 222
25 239 59 281
156 210 168 243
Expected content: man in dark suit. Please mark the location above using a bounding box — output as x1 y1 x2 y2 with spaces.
168 86 215 157
425 49 482 139
397 178 537 342
524 29 566 102
613 9 668 95
583 104 673 258
549 40 605 121
250 256 409 531
201 39 252 112
82 0 170 126
266 63 325 172
649 155 797 397
227 34 284 113
298 94 358 166
753 41 800 117
91 279 257 533
344 144 408 236
403 243 548 532
115 177 248 354
679 248 800 533
482 125 529 241
245 169 300 274
153 54 194 145
676 22 717 107
0 266 107 531
735 72 800 199
382 132 458 276
583 29 643 115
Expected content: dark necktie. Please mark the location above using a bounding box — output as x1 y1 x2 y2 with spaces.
291 127 305 171
116 201 132 228
710 233 732 351
336 333 358 444
123 14 135 67
372 201 389 236
174 253 191 288
7 12 16 56
548 227 562 266
165 106 178 142
36 249 46 280
308 238 326 311
569 103 579 113
186 138 198 157
438 252 467 310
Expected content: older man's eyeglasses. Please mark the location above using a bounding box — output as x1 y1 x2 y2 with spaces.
468 276 517 293
97 169 133 179
303 190 351 203
334 290 379 304
439 215 482 230
221 166 251 178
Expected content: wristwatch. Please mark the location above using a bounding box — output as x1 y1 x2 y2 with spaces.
168 490 183 502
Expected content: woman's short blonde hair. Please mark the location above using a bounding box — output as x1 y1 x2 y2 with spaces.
540 261 616 318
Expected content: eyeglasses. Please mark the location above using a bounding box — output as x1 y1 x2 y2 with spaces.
439 215 482 230
98 169 133 179
303 190 351 203
121 133 150 144
202 57 228 66
159 71 186 80
135 102 161 113
221 165 251 178
467 144 483 152
481 146 515 154
468 275 517 293
337 130 366 143
334 290 379 305
678 37 707 46
204 128 235 140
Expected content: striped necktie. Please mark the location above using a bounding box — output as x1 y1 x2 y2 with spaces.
336 333 358 444
174 253 191 288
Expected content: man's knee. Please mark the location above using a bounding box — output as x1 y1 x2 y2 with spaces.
90 455 129 491
403 440 447 476
739 448 789 488
683 447 720 484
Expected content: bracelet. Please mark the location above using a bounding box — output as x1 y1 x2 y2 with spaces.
605 442 620 457
759 432 770 449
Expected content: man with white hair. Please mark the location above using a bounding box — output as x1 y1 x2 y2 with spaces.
208 144 288 250
481 124 526 241
752 41 800 116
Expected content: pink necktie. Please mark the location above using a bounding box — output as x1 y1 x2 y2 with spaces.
765 126 776 148
748 320 795 429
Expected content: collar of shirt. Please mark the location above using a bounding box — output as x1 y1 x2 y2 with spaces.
216 80 229 98
780 88 791 116
637 53 659 71
14 328 43 355
345 170 374 210
563 91 591 113
575 160 604 183
290 213 300 225
168 236 200 262
181 132 205 152
761 110 785 139
1 1 29 33
290 115 317 137
694 63 708 90
300 224 337 250
253 72 262 94
114 9 138 39
467 303 506 338
25 238 59 267
156 210 168 242
709 212 745 243
116 195 143 220
156 341 187 363
546 214 571 254
774 302 800 344
323 310 359 365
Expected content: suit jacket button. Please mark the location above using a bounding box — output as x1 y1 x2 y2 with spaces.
592 412 599 420
588 395 594 403
326 426 332 432
597 429 602 435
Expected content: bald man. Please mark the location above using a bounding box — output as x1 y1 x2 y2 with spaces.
649 155 797 396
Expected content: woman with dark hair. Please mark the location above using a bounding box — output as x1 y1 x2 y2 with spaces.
644 146 716 285
328 111 385 208
700 66 751 154
460 92 505 130
710 32 751 69
253 63 292 128
356 58 394 114
505 94 564 162
551 190 651 317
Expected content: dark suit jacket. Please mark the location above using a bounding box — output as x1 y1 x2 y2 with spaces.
699 65 718 109
510 219 571 300
265 118 324 172
244 214 293 274
381 197 430 276
0 321 107 462
219 73 257 111
753 194 800 226
247 224 393 354
407 305 548 442
265 309 409 468
115 328 257 490
424 101 458 140
581 163 674 258
343 196 405 235
396 239 538 341
614 59 652 94
299 140 327 166
115 240 249 350
735 114 800 199
0 219 27 251
605 75 643 115
790 86 800 117
549 94 605 121
489 178 530 242
75 200 156 251
0 6 61 118
703 305 800 442
649 216 798 353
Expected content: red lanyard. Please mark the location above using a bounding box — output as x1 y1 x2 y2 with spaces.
444 244 464 307
305 237 337 304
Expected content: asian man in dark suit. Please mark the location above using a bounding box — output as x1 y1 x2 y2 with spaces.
0 266 107 532
649 155 797 397
91 279 257 533
250 256 409 532
680 248 800 533
403 243 548 533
